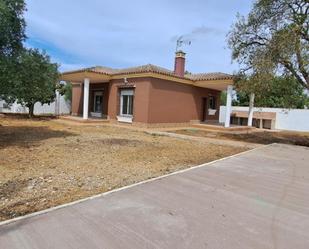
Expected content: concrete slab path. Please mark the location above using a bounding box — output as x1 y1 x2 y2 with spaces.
1 144 309 249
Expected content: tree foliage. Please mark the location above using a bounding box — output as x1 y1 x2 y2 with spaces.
220 91 227 106
58 82 72 102
228 0 309 90
0 0 26 95
233 76 309 108
13 49 59 117
0 0 26 57
0 0 60 117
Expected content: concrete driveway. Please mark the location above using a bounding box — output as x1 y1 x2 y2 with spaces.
1 143 309 249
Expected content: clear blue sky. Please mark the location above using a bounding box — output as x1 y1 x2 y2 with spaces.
24 0 253 73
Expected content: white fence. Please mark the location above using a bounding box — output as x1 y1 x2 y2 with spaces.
220 106 309 132
0 94 71 115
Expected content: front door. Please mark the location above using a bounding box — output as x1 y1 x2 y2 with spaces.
93 91 103 113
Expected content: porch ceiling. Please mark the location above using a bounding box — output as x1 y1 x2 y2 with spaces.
60 71 111 83
193 79 234 91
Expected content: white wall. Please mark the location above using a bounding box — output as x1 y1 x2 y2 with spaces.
0 94 71 115
220 106 309 132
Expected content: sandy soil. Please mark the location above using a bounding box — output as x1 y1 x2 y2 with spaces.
171 128 309 147
0 116 247 221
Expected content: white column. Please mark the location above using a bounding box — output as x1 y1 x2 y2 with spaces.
247 93 255 126
83 78 90 119
55 90 60 116
224 85 233 128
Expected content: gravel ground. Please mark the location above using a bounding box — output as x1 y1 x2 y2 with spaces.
0 116 247 221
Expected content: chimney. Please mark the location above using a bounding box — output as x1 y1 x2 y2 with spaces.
174 51 186 77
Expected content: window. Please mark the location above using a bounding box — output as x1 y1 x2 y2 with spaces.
93 92 103 113
209 96 216 109
120 89 134 116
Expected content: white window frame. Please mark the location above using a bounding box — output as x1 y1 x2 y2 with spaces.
120 89 134 117
208 95 217 115
209 96 216 110
117 89 134 123
93 91 103 113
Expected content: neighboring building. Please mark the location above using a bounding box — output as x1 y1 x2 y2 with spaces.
219 106 309 132
61 51 234 127
0 93 71 116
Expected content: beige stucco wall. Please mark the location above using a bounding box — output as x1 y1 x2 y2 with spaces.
107 78 151 123
147 78 220 123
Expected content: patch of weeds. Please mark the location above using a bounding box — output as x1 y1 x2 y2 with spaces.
97 138 142 146
186 129 199 133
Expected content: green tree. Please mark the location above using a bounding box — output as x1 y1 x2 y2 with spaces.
58 82 72 102
0 0 26 95
233 91 250 107
1 1 61 117
0 0 26 56
233 76 309 108
14 49 59 117
228 0 309 91
220 91 227 106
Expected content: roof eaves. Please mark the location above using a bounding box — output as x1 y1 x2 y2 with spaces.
187 73 234 81
61 67 112 76
61 65 234 82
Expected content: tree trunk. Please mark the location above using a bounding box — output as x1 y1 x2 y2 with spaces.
28 103 34 118
247 93 255 127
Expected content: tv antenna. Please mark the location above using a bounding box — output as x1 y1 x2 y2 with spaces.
176 36 191 52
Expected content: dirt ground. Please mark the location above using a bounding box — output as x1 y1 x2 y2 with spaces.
0 116 247 221
171 128 309 147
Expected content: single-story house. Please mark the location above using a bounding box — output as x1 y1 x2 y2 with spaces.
61 51 234 127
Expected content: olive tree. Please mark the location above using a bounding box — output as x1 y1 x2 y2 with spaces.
228 0 309 93
14 49 59 117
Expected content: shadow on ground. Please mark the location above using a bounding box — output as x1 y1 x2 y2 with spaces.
0 126 75 149
225 132 309 147
171 129 309 147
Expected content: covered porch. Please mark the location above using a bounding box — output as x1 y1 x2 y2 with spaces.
194 80 234 128
61 71 111 120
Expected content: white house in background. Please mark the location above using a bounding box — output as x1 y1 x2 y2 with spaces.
0 93 71 116
220 106 309 132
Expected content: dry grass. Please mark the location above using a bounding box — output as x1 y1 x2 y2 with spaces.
171 128 309 147
0 116 247 221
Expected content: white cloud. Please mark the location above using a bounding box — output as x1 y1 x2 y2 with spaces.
58 63 89 72
24 0 252 73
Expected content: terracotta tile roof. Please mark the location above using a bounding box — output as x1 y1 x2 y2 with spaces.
92 66 118 74
62 64 233 81
94 64 175 76
185 72 234 81
60 67 112 75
